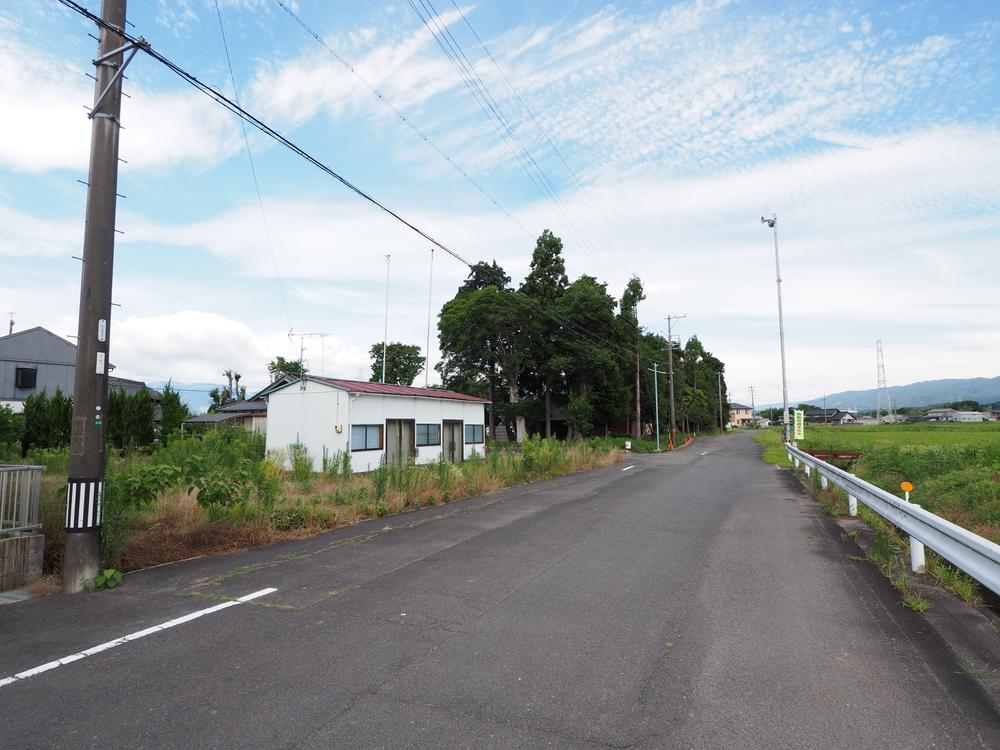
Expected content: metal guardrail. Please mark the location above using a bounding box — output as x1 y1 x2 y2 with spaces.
785 443 1000 597
0 465 44 534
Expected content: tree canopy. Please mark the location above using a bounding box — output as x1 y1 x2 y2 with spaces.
436 232 730 442
370 342 424 386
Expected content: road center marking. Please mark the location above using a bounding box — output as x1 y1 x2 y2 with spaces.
699 451 709 456
0 587 277 689
622 465 635 472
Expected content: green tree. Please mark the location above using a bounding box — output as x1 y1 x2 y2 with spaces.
209 369 245 412
370 342 424 386
439 285 532 442
459 260 511 294
519 230 569 437
159 381 190 441
106 388 155 451
558 275 627 437
0 404 22 447
22 389 72 452
267 356 307 381
618 276 646 438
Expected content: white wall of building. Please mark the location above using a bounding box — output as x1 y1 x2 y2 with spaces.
265 379 487 472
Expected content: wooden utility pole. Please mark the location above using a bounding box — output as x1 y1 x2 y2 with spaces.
64 0 128 592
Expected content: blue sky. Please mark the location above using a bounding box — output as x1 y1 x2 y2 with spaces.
1 0 998 409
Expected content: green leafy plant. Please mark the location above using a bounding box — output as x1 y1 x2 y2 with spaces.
92 568 123 590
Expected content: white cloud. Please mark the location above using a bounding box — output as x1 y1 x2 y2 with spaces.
0 32 241 173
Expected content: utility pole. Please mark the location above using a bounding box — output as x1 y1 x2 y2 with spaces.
382 253 390 384
633 305 640 440
665 313 685 446
424 248 434 388
652 363 661 451
6 312 14 336
717 370 724 433
749 384 756 426
64 0 128 593
761 214 790 443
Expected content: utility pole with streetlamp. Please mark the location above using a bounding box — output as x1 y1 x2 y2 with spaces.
665 313 685 446
64 0 132 593
761 214 790 443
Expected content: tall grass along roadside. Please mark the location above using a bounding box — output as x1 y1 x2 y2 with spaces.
24 431 621 575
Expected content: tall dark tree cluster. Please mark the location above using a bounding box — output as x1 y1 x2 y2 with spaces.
437 230 730 442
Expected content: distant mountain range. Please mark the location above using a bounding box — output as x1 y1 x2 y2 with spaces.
777 377 1000 411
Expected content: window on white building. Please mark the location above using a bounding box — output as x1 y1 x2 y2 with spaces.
351 424 383 451
416 423 441 446
464 424 484 444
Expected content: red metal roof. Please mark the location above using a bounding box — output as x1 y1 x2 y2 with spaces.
311 377 489 403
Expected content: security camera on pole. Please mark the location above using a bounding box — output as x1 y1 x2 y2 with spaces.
761 214 791 444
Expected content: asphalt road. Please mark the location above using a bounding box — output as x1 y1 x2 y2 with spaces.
2 432 998 748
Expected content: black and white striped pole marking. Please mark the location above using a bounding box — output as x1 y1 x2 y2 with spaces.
65 478 103 531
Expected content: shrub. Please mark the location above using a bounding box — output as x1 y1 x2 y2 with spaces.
288 442 313 484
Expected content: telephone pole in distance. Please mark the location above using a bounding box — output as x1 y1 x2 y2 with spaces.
665 313 685 446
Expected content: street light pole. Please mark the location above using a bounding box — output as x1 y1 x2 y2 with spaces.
665 313 685 446
652 362 661 451
761 214 790 443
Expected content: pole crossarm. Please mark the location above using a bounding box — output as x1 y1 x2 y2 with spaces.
89 40 144 118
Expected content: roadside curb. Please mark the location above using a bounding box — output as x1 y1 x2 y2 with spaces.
832 505 1000 708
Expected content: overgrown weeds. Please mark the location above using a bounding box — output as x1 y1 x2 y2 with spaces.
31 431 621 575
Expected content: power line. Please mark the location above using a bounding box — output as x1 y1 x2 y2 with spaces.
213 0 292 330
448 0 643 273
408 0 620 284
57 0 474 268
56 0 662 379
269 0 533 240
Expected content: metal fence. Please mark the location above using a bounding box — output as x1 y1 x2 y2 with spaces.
785 443 1000 597
0 466 44 534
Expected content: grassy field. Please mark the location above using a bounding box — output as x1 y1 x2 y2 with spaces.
755 423 1000 542
14 431 622 577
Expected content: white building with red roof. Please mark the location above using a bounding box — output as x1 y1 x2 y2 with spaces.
265 376 489 472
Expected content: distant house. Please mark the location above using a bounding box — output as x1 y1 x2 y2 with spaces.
804 409 856 425
265 376 489 472
183 398 269 434
729 403 754 427
0 325 159 416
923 408 985 423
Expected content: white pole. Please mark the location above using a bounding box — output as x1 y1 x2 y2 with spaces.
425 248 434 388
382 253 390 384
762 215 790 443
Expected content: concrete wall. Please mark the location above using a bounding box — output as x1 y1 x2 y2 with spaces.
0 533 44 592
265 380 486 472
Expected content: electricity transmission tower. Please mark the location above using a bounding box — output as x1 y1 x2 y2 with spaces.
875 340 894 425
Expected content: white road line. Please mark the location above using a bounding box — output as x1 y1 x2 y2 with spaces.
699 451 709 456
0 587 276 689
622 465 636 472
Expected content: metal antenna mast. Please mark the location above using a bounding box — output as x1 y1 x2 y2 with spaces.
665 314 685 446
876 340 894 424
5 312 14 336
